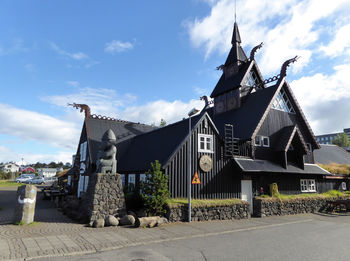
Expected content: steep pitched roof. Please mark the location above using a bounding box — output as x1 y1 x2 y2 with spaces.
314 144 350 165
117 113 216 172
275 125 309 154
210 22 252 98
209 83 280 139
211 61 252 98
85 116 156 164
226 22 248 65
281 79 320 149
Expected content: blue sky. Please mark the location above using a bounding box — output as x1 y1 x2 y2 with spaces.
1 0 350 164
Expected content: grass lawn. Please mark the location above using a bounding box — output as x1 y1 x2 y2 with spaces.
167 198 245 208
0 180 23 187
257 190 350 200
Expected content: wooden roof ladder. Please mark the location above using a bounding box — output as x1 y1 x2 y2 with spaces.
225 124 239 158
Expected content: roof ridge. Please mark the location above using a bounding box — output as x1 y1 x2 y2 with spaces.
89 114 151 127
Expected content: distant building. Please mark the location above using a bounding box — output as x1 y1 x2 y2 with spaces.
0 163 19 173
37 168 57 178
316 128 350 145
20 166 35 173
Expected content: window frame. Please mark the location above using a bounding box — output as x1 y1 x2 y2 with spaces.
254 135 270 147
262 136 270 147
254 136 261 146
300 179 316 193
272 88 296 114
198 134 214 153
80 141 87 161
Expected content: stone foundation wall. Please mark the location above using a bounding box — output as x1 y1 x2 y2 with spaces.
253 196 350 217
82 173 126 223
166 203 250 222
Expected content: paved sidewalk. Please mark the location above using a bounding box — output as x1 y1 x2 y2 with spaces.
0 213 326 261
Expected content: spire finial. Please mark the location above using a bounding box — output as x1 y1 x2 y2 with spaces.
235 0 237 23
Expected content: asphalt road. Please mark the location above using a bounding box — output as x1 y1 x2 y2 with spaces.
40 213 350 261
0 185 71 224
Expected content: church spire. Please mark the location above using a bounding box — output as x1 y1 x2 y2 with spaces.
231 22 241 44
225 22 247 67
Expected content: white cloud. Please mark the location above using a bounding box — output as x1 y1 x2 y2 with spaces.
66 81 80 88
0 103 80 149
0 146 73 164
45 87 205 125
1 86 207 163
320 23 350 57
105 40 134 54
50 42 89 60
44 87 136 118
120 99 204 125
186 0 350 75
194 86 210 96
291 64 350 134
0 38 29 56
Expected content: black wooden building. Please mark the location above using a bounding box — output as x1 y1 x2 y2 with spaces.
70 22 344 206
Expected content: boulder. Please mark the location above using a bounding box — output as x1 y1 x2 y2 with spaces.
93 218 105 228
119 215 135 226
105 215 119 226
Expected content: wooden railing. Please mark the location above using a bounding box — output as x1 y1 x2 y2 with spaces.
225 138 252 158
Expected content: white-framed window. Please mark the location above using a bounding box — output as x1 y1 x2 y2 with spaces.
300 179 316 192
342 182 347 191
84 176 89 192
262 136 270 147
254 135 270 147
198 134 214 153
254 136 261 146
80 141 87 161
80 163 86 174
272 88 296 114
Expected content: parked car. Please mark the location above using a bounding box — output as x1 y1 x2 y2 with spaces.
43 177 58 185
15 174 35 183
27 177 45 185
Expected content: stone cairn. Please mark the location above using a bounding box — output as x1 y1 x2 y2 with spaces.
82 129 127 227
13 185 37 224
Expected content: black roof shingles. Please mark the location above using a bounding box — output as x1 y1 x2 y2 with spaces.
209 83 279 139
235 158 330 175
117 114 203 173
210 61 251 98
85 117 156 165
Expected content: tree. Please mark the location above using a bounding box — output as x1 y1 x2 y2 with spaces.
141 160 170 216
159 119 167 127
332 133 350 147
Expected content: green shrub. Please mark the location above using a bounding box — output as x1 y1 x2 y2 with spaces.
167 198 245 208
322 189 344 197
141 160 170 216
0 171 11 180
125 191 145 212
